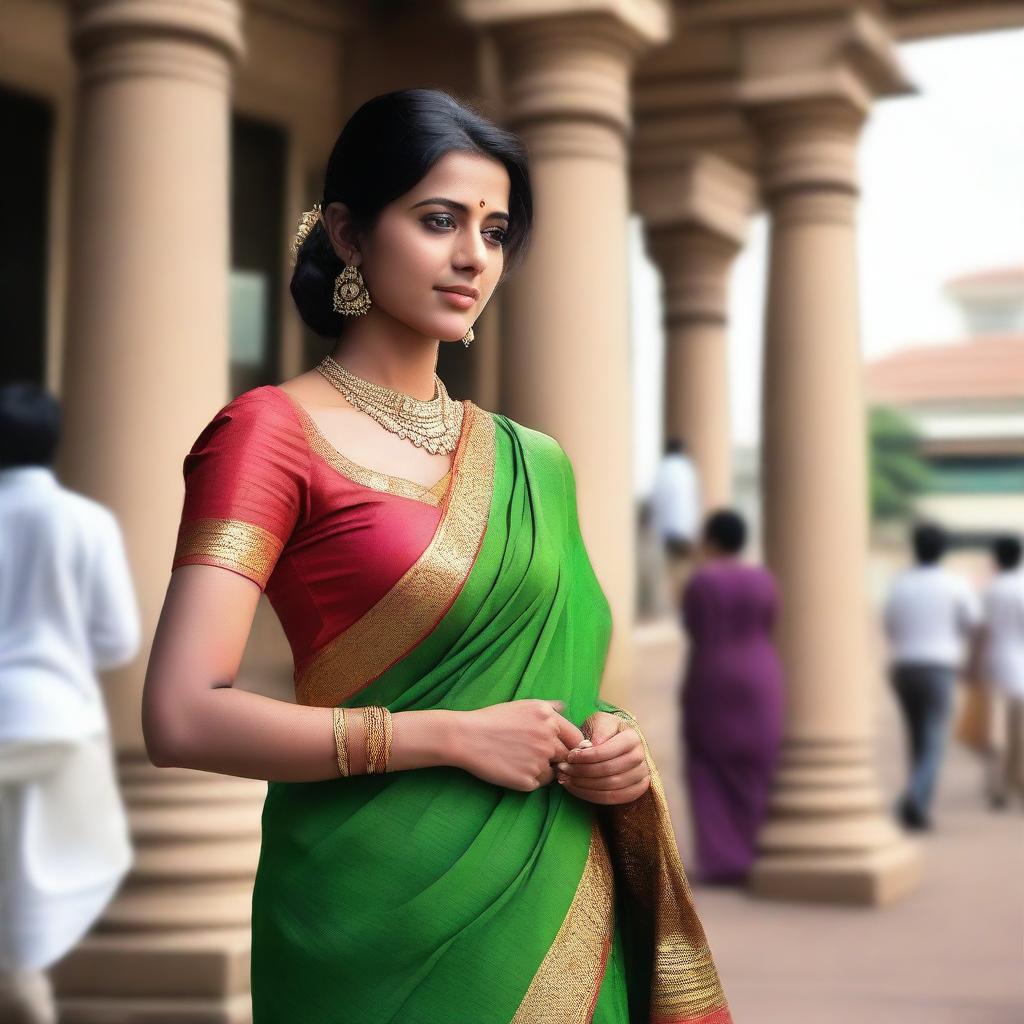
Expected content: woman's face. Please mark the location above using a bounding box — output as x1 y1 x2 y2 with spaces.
350 150 511 343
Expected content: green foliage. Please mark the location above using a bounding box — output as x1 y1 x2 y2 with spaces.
868 406 932 522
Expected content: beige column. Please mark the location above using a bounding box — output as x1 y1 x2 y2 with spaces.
459 0 670 705
738 17 921 904
53 3 257 1019
637 153 755 511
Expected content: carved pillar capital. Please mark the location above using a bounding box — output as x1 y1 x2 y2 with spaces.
71 0 244 86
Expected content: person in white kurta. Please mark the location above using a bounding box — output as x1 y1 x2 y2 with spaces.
0 383 139 1023
979 535 1024 808
648 437 702 608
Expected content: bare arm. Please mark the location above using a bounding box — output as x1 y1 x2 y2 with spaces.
142 564 458 782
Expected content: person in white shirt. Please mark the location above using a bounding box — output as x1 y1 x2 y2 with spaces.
0 383 139 1024
883 522 982 831
978 535 1024 810
649 438 702 606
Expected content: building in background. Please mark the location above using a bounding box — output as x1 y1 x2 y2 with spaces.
867 267 1024 544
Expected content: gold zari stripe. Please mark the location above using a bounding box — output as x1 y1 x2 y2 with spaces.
511 819 615 1024
603 707 730 1023
277 388 453 507
173 517 284 589
295 401 496 707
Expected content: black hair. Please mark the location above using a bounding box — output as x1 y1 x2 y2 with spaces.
0 382 61 468
912 522 946 565
704 508 747 555
993 535 1022 571
290 88 533 338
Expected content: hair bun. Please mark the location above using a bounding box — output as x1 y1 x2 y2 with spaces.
289 221 345 338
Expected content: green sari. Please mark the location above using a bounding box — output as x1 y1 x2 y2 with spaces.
251 403 731 1022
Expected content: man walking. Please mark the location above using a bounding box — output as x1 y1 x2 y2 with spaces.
883 522 982 830
978 535 1024 809
649 437 702 607
0 383 139 1023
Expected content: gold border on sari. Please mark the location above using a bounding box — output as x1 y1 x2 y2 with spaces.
511 818 616 1024
294 401 496 707
173 517 284 590
276 387 453 508
601 707 732 1024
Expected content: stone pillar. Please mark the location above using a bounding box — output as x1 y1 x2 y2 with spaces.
636 153 755 511
458 0 670 705
738 17 922 904
53 3 258 1019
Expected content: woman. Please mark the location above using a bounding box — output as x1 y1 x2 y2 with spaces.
681 510 784 885
143 89 730 1022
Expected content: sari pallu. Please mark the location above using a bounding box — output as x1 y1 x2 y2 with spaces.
250 403 731 1023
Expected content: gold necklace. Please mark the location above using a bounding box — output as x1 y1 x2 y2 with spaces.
315 355 463 455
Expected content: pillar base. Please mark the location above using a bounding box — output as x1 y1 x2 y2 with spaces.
748 837 922 906
52 929 251 1024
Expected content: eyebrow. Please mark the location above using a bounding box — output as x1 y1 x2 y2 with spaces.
410 197 510 223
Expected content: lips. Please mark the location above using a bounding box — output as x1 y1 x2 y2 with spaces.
436 286 479 300
436 288 477 310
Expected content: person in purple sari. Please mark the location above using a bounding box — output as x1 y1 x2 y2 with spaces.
680 509 785 884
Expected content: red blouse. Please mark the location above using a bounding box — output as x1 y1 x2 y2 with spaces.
171 386 456 679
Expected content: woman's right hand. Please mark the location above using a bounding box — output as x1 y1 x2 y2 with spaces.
451 700 585 791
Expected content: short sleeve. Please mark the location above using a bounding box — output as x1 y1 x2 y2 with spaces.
171 389 309 592
89 507 142 669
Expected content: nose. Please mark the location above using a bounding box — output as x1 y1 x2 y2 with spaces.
454 228 488 274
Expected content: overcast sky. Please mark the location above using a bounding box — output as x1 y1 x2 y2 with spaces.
630 27 1024 496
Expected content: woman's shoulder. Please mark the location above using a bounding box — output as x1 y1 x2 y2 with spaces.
490 410 567 461
693 560 774 587
195 385 303 440
183 385 309 471
217 383 293 417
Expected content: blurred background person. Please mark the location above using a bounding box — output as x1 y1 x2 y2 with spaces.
977 534 1024 810
0 383 138 1024
679 509 784 885
883 521 982 831
635 496 667 619
649 436 701 605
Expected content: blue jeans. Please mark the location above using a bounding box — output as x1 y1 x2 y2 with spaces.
890 663 957 820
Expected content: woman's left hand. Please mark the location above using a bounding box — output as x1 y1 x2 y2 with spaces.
554 712 651 805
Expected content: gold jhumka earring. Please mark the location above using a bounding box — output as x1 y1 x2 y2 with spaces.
290 202 372 317
461 326 474 348
332 264 372 317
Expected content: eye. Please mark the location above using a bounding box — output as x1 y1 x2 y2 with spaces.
424 213 456 230
485 228 508 247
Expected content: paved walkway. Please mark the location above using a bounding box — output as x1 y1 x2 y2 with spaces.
631 618 1023 1024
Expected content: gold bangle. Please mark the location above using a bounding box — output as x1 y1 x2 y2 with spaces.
333 706 350 777
361 706 376 774
371 706 387 774
362 705 392 774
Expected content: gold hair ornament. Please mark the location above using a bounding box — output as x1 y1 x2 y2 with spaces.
290 202 324 268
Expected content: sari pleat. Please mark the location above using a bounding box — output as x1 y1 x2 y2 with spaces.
249 406 730 1023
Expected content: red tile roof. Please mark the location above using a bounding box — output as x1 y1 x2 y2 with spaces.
866 335 1024 404
945 267 1024 290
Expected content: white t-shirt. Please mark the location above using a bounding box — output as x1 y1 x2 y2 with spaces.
982 569 1024 697
649 453 701 543
883 564 982 669
0 466 140 741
